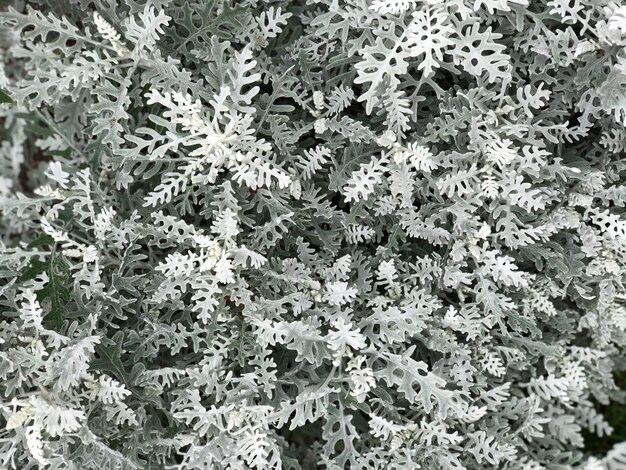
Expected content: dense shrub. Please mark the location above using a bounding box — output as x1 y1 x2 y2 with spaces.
1 0 626 468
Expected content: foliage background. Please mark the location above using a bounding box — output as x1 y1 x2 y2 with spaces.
1 0 626 469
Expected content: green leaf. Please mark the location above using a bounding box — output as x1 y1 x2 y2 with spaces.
43 254 70 329
14 112 56 138
91 331 129 383
19 250 70 330
49 148 72 158
26 234 55 250
24 121 56 139
92 332 162 407
0 89 15 105
19 258 48 282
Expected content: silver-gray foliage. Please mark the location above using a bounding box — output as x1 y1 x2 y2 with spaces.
1 0 626 468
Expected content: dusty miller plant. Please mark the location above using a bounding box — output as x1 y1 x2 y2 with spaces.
1 0 626 468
